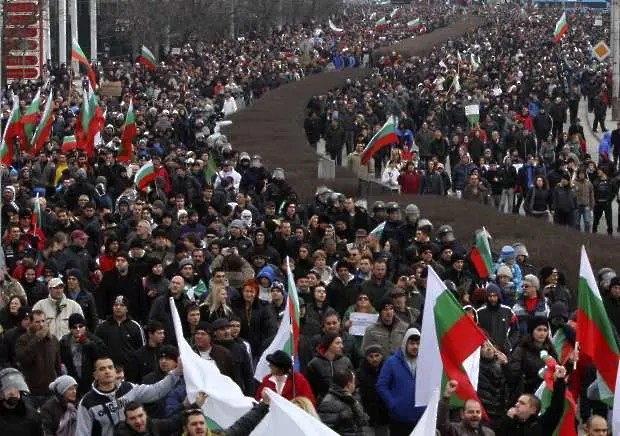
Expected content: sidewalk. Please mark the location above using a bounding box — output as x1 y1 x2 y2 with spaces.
579 97 613 161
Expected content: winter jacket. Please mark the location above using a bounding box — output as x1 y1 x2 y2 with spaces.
0 399 43 436
127 344 160 384
574 178 595 208
98 269 147 323
232 298 277 360
525 188 551 216
360 278 394 306
317 385 368 436
76 373 180 436
437 396 496 436
113 415 182 436
498 379 568 436
41 395 76 436
94 316 145 370
356 358 389 426
148 291 192 345
507 336 558 399
59 332 109 396
32 295 84 339
512 297 549 336
306 352 354 401
224 403 270 436
361 317 408 358
15 329 61 395
215 339 255 395
477 299 519 353
255 371 316 405
326 273 358 316
210 254 255 290
552 185 577 213
477 356 508 424
376 333 425 426
66 288 99 332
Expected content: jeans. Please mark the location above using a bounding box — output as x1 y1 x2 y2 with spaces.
554 210 575 227
499 188 514 213
575 205 592 232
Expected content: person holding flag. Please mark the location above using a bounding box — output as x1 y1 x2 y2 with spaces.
439 380 495 435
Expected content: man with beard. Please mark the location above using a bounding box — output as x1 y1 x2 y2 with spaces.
439 379 495 435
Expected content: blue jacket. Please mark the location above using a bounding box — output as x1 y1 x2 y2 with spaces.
376 349 425 425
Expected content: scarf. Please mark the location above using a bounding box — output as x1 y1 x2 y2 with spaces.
56 402 77 436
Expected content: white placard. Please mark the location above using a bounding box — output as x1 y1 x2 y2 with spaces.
349 312 379 336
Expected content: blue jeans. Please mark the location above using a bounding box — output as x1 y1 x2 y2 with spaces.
575 205 592 232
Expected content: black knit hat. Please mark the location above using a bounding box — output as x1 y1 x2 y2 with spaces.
527 316 549 334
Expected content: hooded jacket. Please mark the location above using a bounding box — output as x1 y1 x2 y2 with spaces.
376 328 425 425
476 285 520 353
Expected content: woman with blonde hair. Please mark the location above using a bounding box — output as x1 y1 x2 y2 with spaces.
200 285 233 323
291 396 319 418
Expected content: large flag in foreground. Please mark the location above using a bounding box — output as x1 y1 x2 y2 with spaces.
360 115 398 164
250 389 338 436
577 246 620 404
255 257 301 381
409 389 440 436
170 298 255 429
416 267 487 414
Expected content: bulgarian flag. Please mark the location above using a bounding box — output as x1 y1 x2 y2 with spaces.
137 45 156 71
407 18 421 30
255 256 301 381
31 193 42 231
76 83 105 157
369 221 386 240
119 100 136 163
553 12 568 43
416 266 488 417
61 135 78 153
375 17 388 31
134 160 156 191
360 115 398 164
534 351 577 436
552 326 574 366
577 246 620 404
20 88 41 147
72 39 97 89
470 227 493 279
1 95 22 165
30 92 55 156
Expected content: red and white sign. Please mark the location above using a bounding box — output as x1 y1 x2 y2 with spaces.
3 0 43 82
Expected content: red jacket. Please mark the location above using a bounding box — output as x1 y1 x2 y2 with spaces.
398 171 422 194
256 372 316 406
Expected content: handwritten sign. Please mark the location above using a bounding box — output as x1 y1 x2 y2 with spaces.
349 312 379 336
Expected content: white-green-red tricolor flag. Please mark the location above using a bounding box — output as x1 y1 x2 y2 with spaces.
416 266 488 416
137 45 156 71
577 246 620 405
361 115 398 165
553 12 568 43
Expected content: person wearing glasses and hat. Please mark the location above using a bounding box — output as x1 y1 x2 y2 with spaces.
32 277 84 339
255 349 316 406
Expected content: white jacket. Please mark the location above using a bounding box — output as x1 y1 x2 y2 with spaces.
222 97 238 116
33 295 84 339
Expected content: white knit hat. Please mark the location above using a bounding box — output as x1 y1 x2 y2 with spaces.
49 375 77 396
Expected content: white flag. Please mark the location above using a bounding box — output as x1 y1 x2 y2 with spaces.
410 388 440 436
328 19 344 33
169 298 255 429
250 389 338 436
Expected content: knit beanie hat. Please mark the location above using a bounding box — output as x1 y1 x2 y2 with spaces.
49 375 77 396
527 316 549 334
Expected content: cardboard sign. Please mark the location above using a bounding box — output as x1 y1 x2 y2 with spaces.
99 80 122 97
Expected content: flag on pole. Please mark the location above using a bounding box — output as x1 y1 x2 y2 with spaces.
409 389 440 436
415 266 488 415
137 45 156 71
360 116 398 164
1 95 22 165
470 53 480 72
255 257 301 381
553 12 568 43
118 100 136 163
368 221 386 240
169 298 255 429
534 351 577 436
551 328 574 366
94 109 106 147
61 135 78 153
20 88 41 147
30 92 55 156
470 228 493 279
134 161 156 192
72 39 97 88
76 83 105 157
451 75 461 93
577 246 620 404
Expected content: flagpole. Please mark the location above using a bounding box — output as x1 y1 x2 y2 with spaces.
286 256 297 398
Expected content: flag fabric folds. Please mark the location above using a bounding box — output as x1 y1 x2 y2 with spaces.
72 39 97 88
360 116 398 165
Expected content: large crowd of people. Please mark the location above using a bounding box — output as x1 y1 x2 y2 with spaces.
309 7 620 235
0 3 617 436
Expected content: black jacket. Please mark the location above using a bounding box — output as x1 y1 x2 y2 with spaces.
127 344 160 383
477 356 509 423
59 332 109 396
326 275 359 316
356 359 389 426
148 291 192 346
477 300 519 353
94 316 145 370
317 385 368 436
306 352 354 401
215 339 255 396
98 269 147 322
498 379 568 436
40 395 73 435
232 298 277 360
507 336 558 400
66 288 99 332
0 325 28 368
223 402 270 436
0 399 43 436
113 415 182 436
